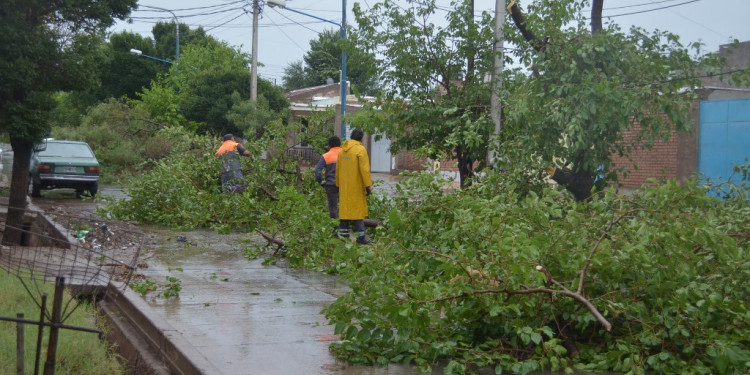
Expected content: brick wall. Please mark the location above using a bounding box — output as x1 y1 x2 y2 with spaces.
394 151 461 173
611 124 680 188
611 101 700 189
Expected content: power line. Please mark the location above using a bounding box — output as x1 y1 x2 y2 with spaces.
267 7 328 34
584 0 685 12
188 2 248 29
205 9 250 32
601 0 703 18
131 6 247 19
264 10 308 52
138 1 246 12
640 0 726 39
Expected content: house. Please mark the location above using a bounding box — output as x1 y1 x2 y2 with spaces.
284 82 396 172
612 40 750 189
284 82 469 178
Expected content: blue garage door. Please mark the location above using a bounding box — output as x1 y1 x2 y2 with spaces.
699 99 750 186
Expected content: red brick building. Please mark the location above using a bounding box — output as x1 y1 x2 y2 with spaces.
612 41 750 188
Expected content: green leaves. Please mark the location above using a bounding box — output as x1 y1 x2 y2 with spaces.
350 0 495 186
324 172 750 374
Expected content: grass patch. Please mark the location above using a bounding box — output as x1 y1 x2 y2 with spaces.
0 272 125 375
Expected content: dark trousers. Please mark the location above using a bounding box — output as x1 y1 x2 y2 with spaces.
324 185 339 219
339 219 365 237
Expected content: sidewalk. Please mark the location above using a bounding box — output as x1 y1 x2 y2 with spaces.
138 226 430 375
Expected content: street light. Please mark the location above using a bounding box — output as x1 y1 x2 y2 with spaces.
129 48 174 65
267 0 349 140
140 5 179 67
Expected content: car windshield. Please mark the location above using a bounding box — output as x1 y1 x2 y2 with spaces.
38 142 94 158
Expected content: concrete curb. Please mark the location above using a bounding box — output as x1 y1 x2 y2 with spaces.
100 284 224 375
19 200 223 375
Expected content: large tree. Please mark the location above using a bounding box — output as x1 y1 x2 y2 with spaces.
99 31 165 100
152 21 213 63
503 0 719 200
282 29 380 95
139 41 289 137
0 0 137 245
348 0 495 187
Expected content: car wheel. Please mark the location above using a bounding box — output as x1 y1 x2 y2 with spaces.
88 182 98 197
29 177 42 198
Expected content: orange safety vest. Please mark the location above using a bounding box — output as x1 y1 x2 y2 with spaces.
323 147 340 164
215 140 240 156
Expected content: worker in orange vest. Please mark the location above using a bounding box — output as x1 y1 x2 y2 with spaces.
314 136 342 220
215 134 251 193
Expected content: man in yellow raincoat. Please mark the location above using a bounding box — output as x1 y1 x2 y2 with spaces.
335 128 373 244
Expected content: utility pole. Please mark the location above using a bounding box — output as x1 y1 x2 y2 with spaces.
251 0 259 101
487 0 505 167
340 0 348 139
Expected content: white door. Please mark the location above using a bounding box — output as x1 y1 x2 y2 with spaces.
370 134 392 173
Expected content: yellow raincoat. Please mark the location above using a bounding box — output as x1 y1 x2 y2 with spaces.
336 139 373 220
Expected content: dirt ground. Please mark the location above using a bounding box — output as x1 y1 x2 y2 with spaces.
0 189 151 290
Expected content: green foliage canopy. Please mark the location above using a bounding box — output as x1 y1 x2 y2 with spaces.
349 0 496 187
283 28 380 95
502 0 717 199
136 42 289 137
0 0 136 141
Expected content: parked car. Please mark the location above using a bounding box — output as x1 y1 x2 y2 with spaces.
29 139 100 198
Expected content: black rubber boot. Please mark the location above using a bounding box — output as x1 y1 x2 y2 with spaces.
356 235 371 245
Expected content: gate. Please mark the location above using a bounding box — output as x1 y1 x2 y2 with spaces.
370 134 392 173
698 98 750 185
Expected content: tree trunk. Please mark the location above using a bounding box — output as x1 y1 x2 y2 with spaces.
457 152 474 189
548 167 594 201
2 138 33 246
590 0 603 34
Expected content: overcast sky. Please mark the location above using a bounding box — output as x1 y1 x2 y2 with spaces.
110 0 750 86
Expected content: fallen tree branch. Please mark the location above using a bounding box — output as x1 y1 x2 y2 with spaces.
261 186 279 201
364 218 382 228
255 229 284 255
577 212 630 295
414 265 613 332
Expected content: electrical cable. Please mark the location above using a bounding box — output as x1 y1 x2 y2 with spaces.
190 3 246 29
130 6 247 19
205 9 249 32
266 7 329 34
584 0 685 12
264 10 308 52
137 1 246 13
601 0 702 18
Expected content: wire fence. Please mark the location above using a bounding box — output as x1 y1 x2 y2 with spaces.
0 205 145 292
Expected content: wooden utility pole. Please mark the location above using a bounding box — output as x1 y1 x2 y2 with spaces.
251 0 259 101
